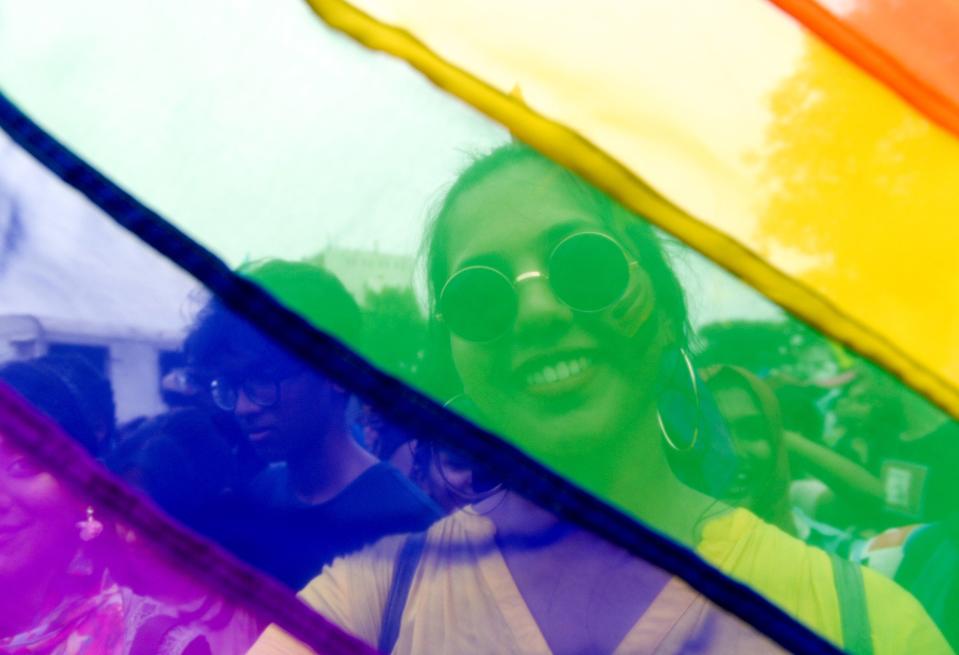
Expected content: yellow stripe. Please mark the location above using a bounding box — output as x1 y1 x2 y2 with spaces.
301 0 959 420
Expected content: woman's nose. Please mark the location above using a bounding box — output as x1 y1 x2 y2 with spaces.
513 274 573 341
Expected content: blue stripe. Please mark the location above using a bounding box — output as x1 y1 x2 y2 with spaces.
0 88 842 655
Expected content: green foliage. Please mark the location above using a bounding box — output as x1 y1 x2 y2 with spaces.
361 286 428 387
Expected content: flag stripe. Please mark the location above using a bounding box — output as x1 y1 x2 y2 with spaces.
302 0 959 424
767 0 959 140
0 382 375 655
0 87 843 655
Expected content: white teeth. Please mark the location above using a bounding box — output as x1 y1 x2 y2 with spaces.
525 356 592 387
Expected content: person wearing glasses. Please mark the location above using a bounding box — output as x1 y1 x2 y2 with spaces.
184 260 439 590
248 146 949 654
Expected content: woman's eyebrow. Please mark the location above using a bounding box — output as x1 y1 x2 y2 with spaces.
457 251 512 272
539 218 595 247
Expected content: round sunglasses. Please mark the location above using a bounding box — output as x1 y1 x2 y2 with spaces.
437 231 637 342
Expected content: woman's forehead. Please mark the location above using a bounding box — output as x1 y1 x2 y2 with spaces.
445 162 602 268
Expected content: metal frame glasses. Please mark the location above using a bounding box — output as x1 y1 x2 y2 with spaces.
437 231 637 343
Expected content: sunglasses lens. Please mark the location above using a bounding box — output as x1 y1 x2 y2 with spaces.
550 232 630 311
440 267 517 342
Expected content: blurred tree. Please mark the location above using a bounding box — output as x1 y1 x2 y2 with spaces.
695 317 837 382
361 286 428 387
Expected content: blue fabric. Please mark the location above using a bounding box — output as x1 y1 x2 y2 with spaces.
209 462 440 589
0 89 843 655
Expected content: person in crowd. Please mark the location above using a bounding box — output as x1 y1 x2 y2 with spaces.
895 514 959 653
358 403 418 477
184 260 440 589
357 402 470 512
0 430 124 652
157 356 267 489
106 407 238 530
695 319 831 445
700 365 793 531
37 353 117 456
0 359 99 456
874 386 959 524
830 362 905 475
702 365 892 562
0 392 260 654
248 145 950 653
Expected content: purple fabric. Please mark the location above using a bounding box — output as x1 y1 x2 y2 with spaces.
0 382 376 655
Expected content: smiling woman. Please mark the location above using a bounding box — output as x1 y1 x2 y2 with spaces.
247 143 952 655
424 144 691 492
179 260 439 590
0 433 88 641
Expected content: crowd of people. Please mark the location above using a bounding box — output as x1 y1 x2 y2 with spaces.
1 143 957 653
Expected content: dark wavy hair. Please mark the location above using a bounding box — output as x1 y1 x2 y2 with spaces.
0 359 98 456
185 259 362 374
419 142 689 400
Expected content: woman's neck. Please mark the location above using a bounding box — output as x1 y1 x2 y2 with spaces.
543 404 717 546
617 409 719 544
483 492 567 541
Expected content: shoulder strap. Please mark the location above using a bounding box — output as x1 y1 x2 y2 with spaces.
378 531 427 654
829 552 874 655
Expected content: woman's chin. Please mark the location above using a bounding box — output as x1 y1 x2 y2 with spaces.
497 399 634 465
472 364 642 467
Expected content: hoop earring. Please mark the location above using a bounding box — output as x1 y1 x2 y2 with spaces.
462 487 509 516
430 442 505 502
656 349 701 452
437 394 504 502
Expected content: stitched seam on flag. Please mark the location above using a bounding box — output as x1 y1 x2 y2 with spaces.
0 90 843 655
300 0 959 428
0 383 377 655
766 0 959 142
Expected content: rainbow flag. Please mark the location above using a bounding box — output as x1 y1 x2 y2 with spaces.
1 1 957 652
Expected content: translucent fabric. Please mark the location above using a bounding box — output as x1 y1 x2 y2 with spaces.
0 386 376 655
1 2 959 653
0 124 827 654
3 108 958 652
296 0 959 418
0 133 380 655
770 0 959 133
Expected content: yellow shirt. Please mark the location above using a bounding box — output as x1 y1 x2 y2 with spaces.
248 508 951 654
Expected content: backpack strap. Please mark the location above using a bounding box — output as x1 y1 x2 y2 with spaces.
378 531 427 654
829 552 874 655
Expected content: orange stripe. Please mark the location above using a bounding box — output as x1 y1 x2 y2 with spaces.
767 0 959 139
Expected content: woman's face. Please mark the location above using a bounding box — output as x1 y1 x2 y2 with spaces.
710 384 779 499
0 434 80 581
442 159 672 458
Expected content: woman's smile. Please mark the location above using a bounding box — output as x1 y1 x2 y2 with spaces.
518 351 596 395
